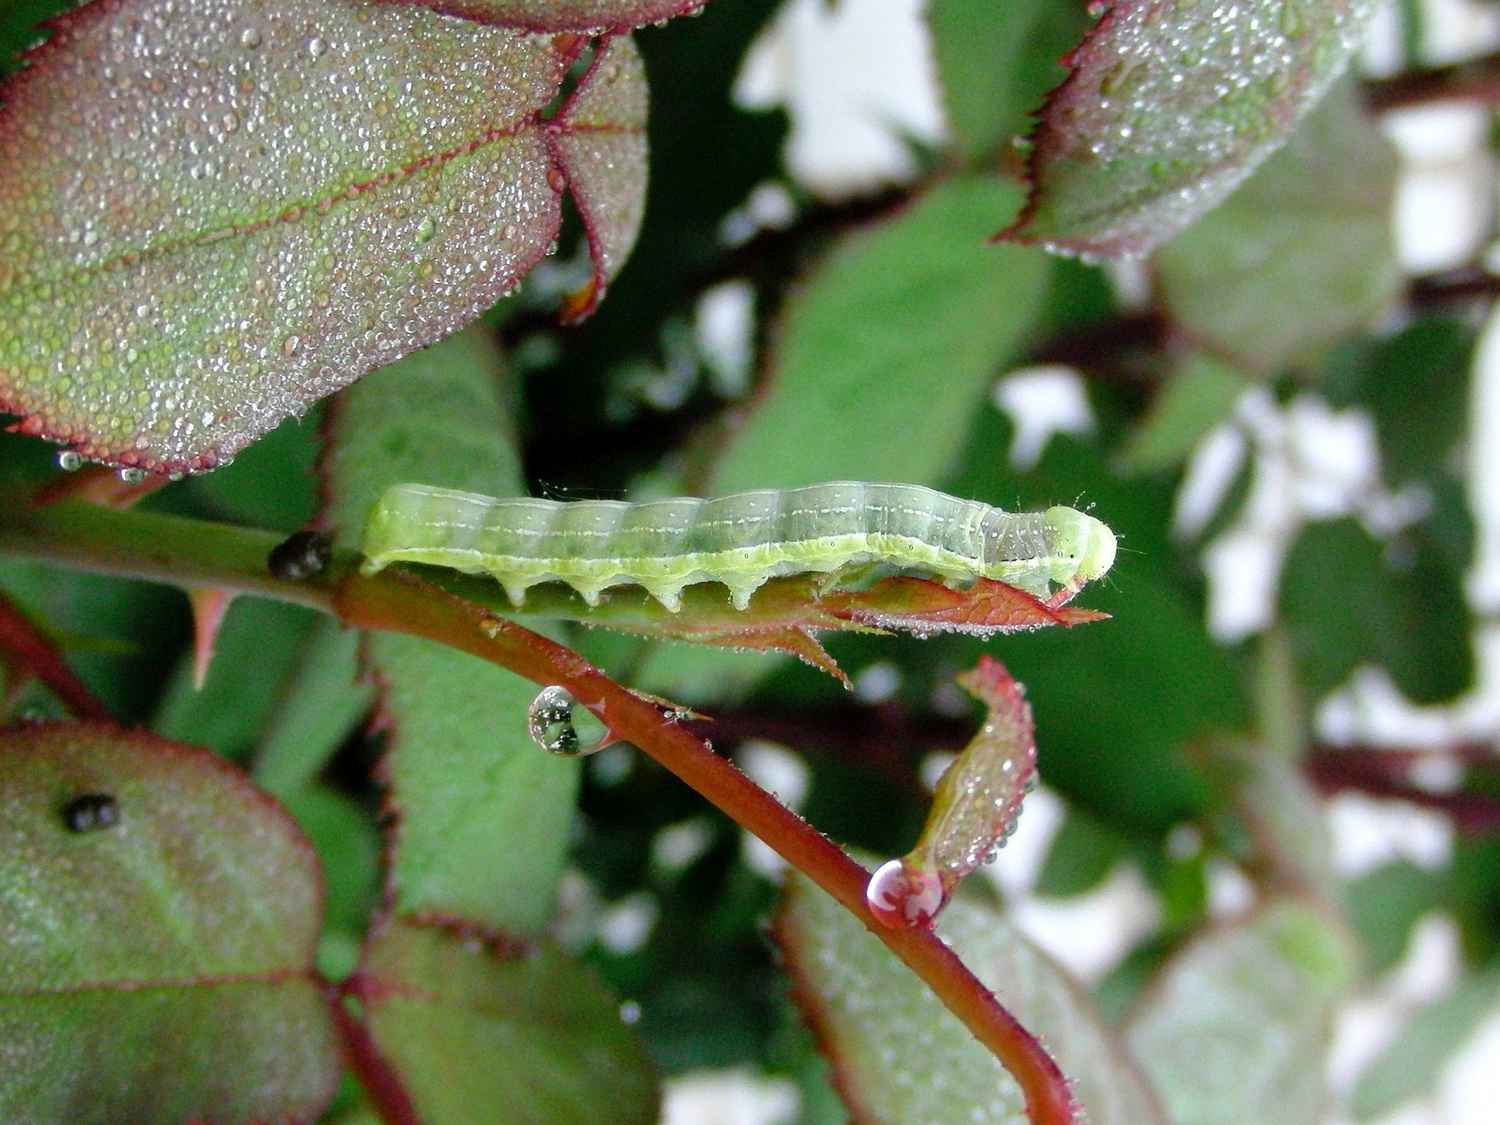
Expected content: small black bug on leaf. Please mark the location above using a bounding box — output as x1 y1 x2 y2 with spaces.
268 530 332 581
62 793 120 833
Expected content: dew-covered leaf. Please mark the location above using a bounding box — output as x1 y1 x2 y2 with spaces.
0 0 647 473
321 327 578 936
549 35 648 322
1125 898 1357 1125
386 0 714 34
867 657 1039 928
1005 0 1380 257
777 871 1165 1125
0 722 340 1121
1155 82 1400 372
350 917 659 1123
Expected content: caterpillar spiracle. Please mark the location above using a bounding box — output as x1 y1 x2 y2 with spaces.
359 481 1117 612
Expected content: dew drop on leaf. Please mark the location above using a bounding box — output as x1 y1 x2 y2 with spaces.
526 685 611 756
865 858 945 930
118 467 147 485
57 450 83 471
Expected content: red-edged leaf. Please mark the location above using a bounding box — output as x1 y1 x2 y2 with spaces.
779 871 1166 1125
549 35 649 322
1003 0 1379 257
345 917 659 1123
389 0 712 34
0 722 340 1121
451 572 1108 686
825 576 1109 635
0 1 646 473
868 657 1039 929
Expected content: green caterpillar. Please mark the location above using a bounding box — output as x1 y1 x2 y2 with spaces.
359 481 1116 611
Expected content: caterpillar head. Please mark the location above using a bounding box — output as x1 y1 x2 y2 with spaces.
1043 506 1116 589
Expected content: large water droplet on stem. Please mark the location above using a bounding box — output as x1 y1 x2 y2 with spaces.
527 685 612 756
865 858 946 930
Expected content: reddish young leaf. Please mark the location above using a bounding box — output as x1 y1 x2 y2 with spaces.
825 576 1109 636
1003 0 1378 257
487 572 1107 685
0 722 339 1121
867 657 1039 930
0 0 646 473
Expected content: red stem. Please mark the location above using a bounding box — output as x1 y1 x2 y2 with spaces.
0 591 114 722
335 569 1077 1125
326 981 420 1125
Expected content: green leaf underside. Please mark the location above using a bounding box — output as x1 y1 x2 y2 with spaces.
1006 0 1379 257
1156 82 1400 372
777 872 1165 1125
1126 899 1357 1125
355 919 659 1124
0 723 339 1122
321 327 578 937
0 0 645 473
637 176 1050 699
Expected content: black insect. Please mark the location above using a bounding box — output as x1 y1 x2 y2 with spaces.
268 530 332 581
62 793 120 833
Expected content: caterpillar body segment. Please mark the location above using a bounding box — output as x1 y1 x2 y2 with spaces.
359 481 1116 612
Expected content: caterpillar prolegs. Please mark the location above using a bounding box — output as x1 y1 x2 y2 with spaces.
359 481 1117 611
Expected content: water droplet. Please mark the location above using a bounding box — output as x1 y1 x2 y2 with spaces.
57 450 83 471
307 36 327 59
526 685 611 756
415 216 436 243
865 859 946 930
281 335 301 356
239 26 261 49
119 467 147 485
